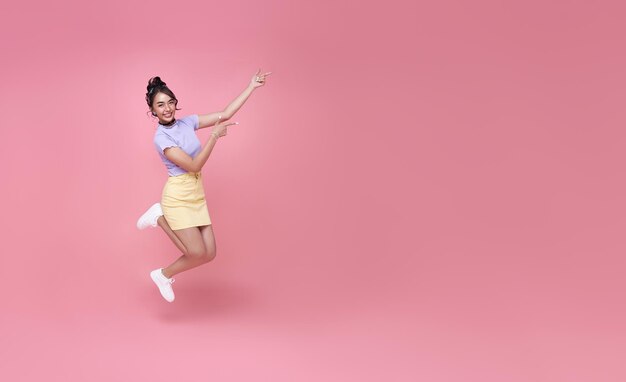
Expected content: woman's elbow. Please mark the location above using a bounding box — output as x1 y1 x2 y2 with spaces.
174 159 198 173
186 163 200 173
221 111 233 121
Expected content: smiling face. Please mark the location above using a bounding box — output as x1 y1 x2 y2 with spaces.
151 92 177 124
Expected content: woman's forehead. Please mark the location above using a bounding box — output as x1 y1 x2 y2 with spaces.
154 93 173 103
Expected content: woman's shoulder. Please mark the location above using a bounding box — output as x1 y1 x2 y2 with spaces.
178 114 198 129
153 126 174 142
179 114 197 120
153 125 167 136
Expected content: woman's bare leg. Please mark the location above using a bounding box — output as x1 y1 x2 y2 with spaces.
199 224 217 262
161 225 212 278
157 216 188 255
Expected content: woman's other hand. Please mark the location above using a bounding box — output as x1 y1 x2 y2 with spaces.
211 116 239 139
250 68 272 88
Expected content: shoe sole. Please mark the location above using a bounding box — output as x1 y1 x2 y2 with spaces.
137 204 162 230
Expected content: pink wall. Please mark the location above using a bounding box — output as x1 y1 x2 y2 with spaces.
2 0 625 380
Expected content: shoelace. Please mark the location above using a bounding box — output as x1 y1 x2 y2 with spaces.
158 273 175 285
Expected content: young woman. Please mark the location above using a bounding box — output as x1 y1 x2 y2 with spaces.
137 70 271 302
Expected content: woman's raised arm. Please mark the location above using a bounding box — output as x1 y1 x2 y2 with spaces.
197 69 271 129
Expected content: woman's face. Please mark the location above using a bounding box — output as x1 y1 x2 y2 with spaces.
151 92 177 123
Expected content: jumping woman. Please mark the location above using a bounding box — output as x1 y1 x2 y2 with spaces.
137 69 271 302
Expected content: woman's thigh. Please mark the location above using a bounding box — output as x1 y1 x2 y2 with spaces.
199 225 217 261
172 226 206 258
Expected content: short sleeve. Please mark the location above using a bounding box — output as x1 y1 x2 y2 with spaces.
154 133 178 154
190 114 200 130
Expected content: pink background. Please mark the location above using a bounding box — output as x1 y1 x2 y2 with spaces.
2 0 626 380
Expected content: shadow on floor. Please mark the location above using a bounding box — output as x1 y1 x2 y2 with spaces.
151 282 265 322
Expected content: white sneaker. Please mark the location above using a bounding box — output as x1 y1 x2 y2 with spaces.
150 268 175 302
137 203 163 230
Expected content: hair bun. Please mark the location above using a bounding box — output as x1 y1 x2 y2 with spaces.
145 76 178 110
147 76 166 92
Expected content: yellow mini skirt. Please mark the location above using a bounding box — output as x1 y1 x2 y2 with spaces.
161 172 212 230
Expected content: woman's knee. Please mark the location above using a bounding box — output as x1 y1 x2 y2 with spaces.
204 247 216 263
186 247 206 259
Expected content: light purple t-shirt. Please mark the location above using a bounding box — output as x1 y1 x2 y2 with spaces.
153 114 201 176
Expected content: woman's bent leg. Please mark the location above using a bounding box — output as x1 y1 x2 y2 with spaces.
199 224 217 262
162 226 210 278
157 216 188 255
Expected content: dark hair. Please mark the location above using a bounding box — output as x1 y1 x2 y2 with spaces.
145 76 181 114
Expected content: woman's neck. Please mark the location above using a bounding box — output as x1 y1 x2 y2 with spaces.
160 118 176 126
